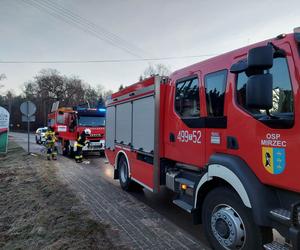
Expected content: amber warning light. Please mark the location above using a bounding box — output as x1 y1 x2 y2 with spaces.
181 184 188 190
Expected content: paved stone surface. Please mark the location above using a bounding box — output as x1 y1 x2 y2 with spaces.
55 160 209 250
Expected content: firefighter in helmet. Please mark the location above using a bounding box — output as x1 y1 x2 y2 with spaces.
75 128 91 163
45 127 57 160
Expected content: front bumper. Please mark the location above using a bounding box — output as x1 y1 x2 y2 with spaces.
83 140 105 151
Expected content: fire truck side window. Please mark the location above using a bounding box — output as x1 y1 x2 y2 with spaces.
57 114 64 124
175 77 200 118
236 57 294 115
48 119 54 127
204 70 227 117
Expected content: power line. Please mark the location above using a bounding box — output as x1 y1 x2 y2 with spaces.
12 0 218 65
19 0 144 58
41 0 148 57
23 0 142 58
0 54 216 64
39 0 146 57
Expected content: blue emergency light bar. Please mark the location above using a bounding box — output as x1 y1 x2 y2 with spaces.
76 107 87 111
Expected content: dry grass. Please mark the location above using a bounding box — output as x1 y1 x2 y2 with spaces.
0 141 116 250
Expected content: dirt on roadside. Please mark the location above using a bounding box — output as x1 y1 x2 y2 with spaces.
0 141 119 250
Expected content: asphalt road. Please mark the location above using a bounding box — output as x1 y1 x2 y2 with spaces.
10 132 45 155
10 132 210 249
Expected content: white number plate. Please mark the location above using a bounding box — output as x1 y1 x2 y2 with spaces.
177 130 202 144
90 141 101 146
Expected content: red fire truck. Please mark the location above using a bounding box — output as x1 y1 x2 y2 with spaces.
105 28 300 249
48 104 106 156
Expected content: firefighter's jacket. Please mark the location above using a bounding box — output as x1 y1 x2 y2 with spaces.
45 131 56 146
76 134 88 148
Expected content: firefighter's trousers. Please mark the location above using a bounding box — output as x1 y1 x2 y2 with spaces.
46 142 57 160
75 145 83 163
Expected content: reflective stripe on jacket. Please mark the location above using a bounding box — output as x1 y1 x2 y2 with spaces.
77 135 88 147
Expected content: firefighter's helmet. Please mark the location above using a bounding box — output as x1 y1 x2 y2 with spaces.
84 128 91 135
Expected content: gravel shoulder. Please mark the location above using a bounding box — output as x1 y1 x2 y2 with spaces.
0 141 118 250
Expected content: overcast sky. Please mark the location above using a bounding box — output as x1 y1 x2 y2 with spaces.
0 0 299 94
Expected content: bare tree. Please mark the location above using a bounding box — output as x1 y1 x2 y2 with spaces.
84 84 99 107
103 90 113 99
0 73 7 89
35 69 66 101
23 81 38 98
7 68 114 130
92 84 113 104
64 76 86 106
141 63 171 80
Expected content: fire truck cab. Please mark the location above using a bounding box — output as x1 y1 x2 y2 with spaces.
105 29 300 249
48 105 106 156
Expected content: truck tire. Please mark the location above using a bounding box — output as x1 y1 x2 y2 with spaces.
202 187 272 250
99 150 105 157
68 145 75 158
63 141 69 156
118 155 133 191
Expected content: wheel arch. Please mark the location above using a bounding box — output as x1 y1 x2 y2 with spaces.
194 153 279 226
114 150 131 179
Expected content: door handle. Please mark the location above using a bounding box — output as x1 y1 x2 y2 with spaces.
227 136 239 150
169 133 175 142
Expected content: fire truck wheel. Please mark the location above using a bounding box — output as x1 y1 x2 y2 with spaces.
118 155 132 191
202 187 272 250
68 145 75 158
63 141 69 156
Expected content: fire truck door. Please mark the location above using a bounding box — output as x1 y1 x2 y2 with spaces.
164 74 206 167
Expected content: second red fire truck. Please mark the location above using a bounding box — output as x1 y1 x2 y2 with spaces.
48 103 106 156
105 28 300 249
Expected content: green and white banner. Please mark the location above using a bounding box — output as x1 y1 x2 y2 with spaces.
0 106 9 154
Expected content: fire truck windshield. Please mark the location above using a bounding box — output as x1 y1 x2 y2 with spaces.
78 116 105 127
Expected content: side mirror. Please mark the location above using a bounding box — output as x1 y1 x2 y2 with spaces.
248 45 273 70
246 74 273 110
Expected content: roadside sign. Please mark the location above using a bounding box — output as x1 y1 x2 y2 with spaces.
20 101 37 154
0 106 9 154
22 115 36 122
20 101 36 116
51 101 60 112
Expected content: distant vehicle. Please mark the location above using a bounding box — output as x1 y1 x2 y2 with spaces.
48 105 106 156
35 127 48 144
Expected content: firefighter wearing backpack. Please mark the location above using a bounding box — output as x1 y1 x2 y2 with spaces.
75 128 91 163
45 127 57 160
